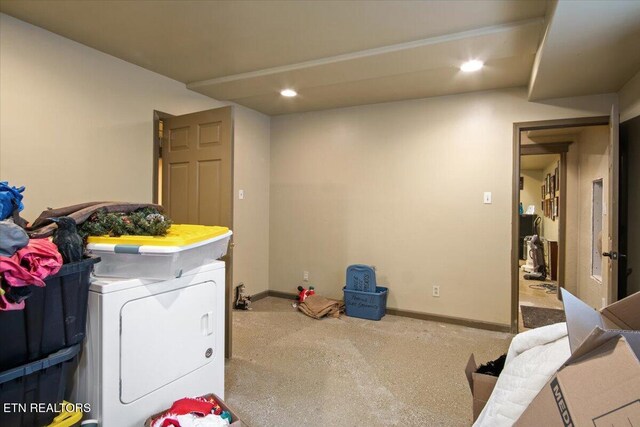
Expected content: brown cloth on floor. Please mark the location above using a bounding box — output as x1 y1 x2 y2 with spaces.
27 202 164 238
298 295 344 319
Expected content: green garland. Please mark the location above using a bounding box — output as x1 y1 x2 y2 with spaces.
79 208 172 239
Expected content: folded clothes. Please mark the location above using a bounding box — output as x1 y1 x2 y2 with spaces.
298 294 345 319
0 239 63 311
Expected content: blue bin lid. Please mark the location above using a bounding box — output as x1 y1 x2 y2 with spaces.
346 264 377 292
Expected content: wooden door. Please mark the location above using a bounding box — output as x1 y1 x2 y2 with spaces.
606 104 620 304
162 106 234 358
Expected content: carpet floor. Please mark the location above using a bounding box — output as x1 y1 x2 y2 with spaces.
520 305 566 329
225 297 512 427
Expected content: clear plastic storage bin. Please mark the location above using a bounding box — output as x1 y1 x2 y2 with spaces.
87 225 232 280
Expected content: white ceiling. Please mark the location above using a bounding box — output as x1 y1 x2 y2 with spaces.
1 0 639 115
521 124 608 145
528 0 640 100
521 154 559 170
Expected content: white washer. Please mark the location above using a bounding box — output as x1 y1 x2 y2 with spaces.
73 261 225 427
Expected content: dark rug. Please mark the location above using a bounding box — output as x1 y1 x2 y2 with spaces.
521 305 566 329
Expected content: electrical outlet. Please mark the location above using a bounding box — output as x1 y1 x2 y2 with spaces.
303 271 309 282
432 285 440 297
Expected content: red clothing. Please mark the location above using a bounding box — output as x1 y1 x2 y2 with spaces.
298 287 315 302
0 238 62 310
151 395 225 427
168 397 215 417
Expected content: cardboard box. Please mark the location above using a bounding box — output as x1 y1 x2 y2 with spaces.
144 394 244 427
516 289 640 426
465 353 499 421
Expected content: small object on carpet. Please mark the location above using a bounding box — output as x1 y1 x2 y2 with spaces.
528 283 558 294
296 285 315 302
298 294 344 319
234 283 251 310
521 305 566 329
476 354 507 377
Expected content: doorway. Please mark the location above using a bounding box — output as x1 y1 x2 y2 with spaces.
620 115 640 299
511 115 618 332
153 107 235 358
518 151 564 331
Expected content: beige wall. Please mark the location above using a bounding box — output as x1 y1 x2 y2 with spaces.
519 169 542 215
233 107 271 294
540 155 560 242
620 70 640 123
0 14 270 294
270 88 617 326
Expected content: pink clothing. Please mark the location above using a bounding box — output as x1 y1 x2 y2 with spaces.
0 239 62 310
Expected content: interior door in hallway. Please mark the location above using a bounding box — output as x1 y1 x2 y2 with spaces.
605 104 620 303
162 106 234 358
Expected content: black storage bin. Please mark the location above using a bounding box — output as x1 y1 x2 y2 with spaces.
0 257 99 372
0 344 81 427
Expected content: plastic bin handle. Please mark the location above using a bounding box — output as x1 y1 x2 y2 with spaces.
113 245 141 254
0 345 81 385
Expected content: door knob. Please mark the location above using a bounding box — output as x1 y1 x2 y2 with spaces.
602 252 625 260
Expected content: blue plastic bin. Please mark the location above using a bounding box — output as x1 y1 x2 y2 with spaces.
345 264 377 293
343 286 388 320
0 344 81 427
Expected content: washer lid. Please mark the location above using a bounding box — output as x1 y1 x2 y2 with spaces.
119 280 218 403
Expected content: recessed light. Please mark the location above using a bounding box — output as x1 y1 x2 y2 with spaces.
460 60 483 72
280 89 297 97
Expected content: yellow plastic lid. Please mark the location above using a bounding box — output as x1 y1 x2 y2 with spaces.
86 224 230 247
46 401 83 427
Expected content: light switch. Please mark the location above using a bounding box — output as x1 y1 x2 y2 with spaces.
239 190 244 200
483 192 492 204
